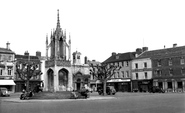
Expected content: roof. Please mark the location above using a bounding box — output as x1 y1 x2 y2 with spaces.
136 46 185 59
103 52 136 63
87 60 101 66
15 54 39 60
0 47 15 54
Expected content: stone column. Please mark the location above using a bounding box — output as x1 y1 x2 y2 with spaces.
53 67 59 92
68 69 73 91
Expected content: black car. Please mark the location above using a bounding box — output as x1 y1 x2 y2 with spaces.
149 86 165 93
98 86 116 95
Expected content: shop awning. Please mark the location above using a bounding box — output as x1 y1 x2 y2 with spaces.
0 80 16 85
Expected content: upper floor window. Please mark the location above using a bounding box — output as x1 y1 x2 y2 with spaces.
0 69 2 75
117 72 120 78
7 68 11 75
136 73 138 79
144 72 148 79
8 56 12 61
169 68 173 76
157 59 161 67
135 63 138 69
144 62 147 68
77 56 80 59
126 61 129 67
181 67 185 74
169 58 172 66
180 58 184 65
126 71 129 77
122 62 124 67
121 71 124 78
155 69 162 76
116 55 119 59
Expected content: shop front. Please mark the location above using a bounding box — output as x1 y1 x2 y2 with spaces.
0 80 16 93
107 79 131 92
153 78 185 93
132 79 153 92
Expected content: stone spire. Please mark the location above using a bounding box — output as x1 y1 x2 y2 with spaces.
56 9 60 29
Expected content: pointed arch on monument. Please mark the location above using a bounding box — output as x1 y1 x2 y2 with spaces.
58 68 69 90
47 68 54 92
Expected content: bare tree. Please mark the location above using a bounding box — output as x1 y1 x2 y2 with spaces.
16 60 42 92
90 63 121 95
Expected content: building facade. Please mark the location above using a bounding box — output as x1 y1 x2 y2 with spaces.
103 52 136 92
152 45 185 93
0 42 16 93
14 51 42 92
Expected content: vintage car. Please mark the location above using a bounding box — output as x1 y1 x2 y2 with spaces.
98 86 116 95
0 87 10 97
149 86 165 93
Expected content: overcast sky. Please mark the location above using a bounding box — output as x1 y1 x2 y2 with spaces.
0 0 185 63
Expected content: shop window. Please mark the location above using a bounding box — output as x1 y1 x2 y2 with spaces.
136 73 138 79
180 58 184 65
167 82 172 89
177 82 182 88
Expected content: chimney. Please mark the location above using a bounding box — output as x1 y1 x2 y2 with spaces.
84 56 87 64
36 51 41 57
136 48 142 55
142 47 148 52
24 51 29 56
173 43 177 48
112 52 116 56
6 41 10 50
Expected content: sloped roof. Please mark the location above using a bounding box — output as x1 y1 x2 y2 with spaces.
15 54 39 60
136 45 185 59
0 47 15 54
103 52 136 63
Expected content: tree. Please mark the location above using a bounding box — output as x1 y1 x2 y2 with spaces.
90 63 121 95
16 60 42 92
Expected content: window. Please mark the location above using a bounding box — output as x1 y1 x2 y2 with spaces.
156 70 162 76
117 72 119 78
181 58 184 65
169 58 172 66
136 73 138 79
168 82 172 89
8 68 11 75
0 69 2 75
144 62 147 68
119 62 122 67
116 55 119 59
157 59 161 66
145 72 147 79
181 67 185 74
126 61 129 67
135 63 138 69
169 68 173 76
126 71 129 77
77 56 80 59
121 71 124 78
122 62 124 67
177 82 183 88
9 56 12 61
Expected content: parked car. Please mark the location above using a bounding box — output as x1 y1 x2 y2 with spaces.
149 86 165 93
0 87 10 97
98 86 116 95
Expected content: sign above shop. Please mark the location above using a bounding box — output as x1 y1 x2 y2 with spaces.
107 79 130 82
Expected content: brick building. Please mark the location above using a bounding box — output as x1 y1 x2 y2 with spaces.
152 44 185 92
14 51 43 92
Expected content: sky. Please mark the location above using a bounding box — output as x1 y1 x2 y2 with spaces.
0 0 185 63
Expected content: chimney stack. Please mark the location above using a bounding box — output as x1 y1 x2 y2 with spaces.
173 43 177 48
24 51 29 56
6 41 10 50
36 51 41 57
112 52 116 56
84 56 87 64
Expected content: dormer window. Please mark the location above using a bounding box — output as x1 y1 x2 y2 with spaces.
116 55 119 59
